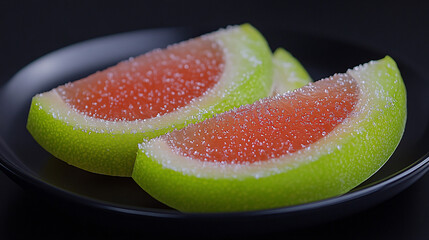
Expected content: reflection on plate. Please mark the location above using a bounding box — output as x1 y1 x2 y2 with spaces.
0 26 428 234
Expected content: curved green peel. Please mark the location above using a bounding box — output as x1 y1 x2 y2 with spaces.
132 56 406 212
271 48 312 95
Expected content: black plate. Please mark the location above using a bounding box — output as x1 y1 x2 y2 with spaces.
0 27 428 235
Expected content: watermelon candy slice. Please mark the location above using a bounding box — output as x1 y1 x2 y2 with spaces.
27 24 276 176
132 56 406 212
271 47 312 95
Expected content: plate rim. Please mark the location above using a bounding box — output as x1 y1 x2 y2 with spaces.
1 144 428 219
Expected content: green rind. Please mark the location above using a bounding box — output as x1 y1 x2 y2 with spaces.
27 98 146 176
271 48 312 94
132 56 407 212
26 24 273 176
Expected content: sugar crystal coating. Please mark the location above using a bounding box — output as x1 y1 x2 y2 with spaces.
166 74 359 164
57 38 224 121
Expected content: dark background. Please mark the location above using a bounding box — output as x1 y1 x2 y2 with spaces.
1 0 428 239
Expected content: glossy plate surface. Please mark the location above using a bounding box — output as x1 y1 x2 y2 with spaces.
0 27 428 233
